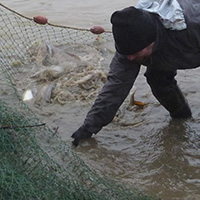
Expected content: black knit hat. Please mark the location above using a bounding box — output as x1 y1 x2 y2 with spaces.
111 6 156 55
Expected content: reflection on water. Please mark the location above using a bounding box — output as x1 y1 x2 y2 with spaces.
75 118 200 200
145 121 200 199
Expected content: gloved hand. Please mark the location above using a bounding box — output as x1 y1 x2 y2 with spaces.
71 125 93 147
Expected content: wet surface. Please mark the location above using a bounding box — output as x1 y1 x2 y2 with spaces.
1 1 200 199
19 58 200 200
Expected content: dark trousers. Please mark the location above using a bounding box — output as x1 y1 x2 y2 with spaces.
144 68 192 119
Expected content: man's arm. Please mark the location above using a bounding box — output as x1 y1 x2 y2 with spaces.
71 52 141 146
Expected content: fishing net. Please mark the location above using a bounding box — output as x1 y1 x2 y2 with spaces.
0 3 157 200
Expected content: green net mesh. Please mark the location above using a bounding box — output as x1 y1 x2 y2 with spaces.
0 3 157 200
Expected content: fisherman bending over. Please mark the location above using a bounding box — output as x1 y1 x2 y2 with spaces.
72 0 200 146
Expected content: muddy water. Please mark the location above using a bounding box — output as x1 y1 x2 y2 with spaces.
1 0 135 30
1 1 200 200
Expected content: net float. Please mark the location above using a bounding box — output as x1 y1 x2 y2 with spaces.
90 26 105 34
33 15 48 25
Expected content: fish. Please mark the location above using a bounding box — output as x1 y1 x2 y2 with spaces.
75 70 107 90
28 41 81 66
24 41 106 105
31 65 67 81
128 86 146 107
34 83 55 104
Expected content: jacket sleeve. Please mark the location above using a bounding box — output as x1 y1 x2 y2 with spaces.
82 52 141 134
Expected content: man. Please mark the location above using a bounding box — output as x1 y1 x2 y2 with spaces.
72 0 200 147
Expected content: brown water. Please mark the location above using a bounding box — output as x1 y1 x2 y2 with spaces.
1 1 200 200
1 0 134 30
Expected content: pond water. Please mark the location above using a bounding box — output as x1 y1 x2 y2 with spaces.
1 1 200 200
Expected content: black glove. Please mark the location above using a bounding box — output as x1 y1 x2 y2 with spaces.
71 125 93 147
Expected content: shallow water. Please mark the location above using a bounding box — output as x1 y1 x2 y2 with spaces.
1 1 200 200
